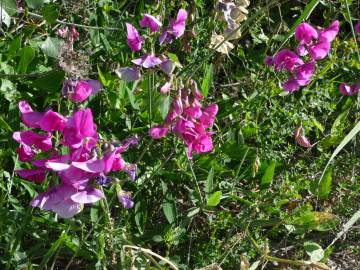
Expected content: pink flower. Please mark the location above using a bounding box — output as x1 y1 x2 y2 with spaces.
294 61 315 84
139 14 162 32
115 67 141 82
308 41 331 60
57 26 79 43
159 9 188 45
62 109 98 151
126 23 143 52
295 22 318 45
19 100 66 132
355 22 360 34
273 49 304 72
339 82 360 96
132 54 162 68
319 20 339 43
63 80 102 103
200 104 218 128
149 125 169 139
13 131 52 152
294 126 313 148
160 81 172 94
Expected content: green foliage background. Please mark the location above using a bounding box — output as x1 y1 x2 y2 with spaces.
0 0 359 269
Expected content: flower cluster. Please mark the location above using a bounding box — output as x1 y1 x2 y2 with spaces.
211 0 250 54
266 21 339 92
149 80 218 159
116 9 187 93
13 100 138 218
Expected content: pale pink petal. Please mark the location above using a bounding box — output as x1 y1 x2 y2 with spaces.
139 14 162 32
115 67 141 82
71 188 104 204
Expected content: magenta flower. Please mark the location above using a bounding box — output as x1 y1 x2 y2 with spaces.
149 81 218 158
16 168 46 183
319 20 340 43
294 61 315 84
62 80 102 103
132 54 162 68
355 22 360 34
264 56 274 66
19 100 66 132
57 26 79 43
339 82 360 96
13 131 52 152
115 67 141 82
140 14 162 32
295 22 318 45
159 9 188 45
126 23 143 52
273 49 304 72
149 125 169 139
62 109 98 151
308 41 331 60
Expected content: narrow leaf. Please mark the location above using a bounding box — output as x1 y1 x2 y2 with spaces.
207 191 222 207
201 64 213 97
261 160 276 188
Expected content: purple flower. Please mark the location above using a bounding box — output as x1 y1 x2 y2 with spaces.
294 61 315 85
295 22 318 45
149 125 169 139
115 67 141 82
126 23 143 52
16 169 46 184
283 78 302 92
13 131 52 153
319 20 340 43
132 54 162 68
339 82 360 96
140 14 162 32
308 41 331 60
18 100 67 132
117 191 134 209
62 80 102 103
355 22 360 34
160 59 176 75
159 9 188 45
62 109 98 151
264 56 274 66
273 49 304 72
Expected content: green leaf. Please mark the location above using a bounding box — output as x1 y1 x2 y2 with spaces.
0 116 12 131
134 200 147 234
331 109 348 137
304 241 324 262
204 167 214 196
261 160 276 188
0 7 11 27
201 64 213 97
126 83 140 110
2 0 17 16
41 4 59 24
319 121 360 186
206 191 222 207
25 0 48 9
161 181 177 224
7 35 22 60
317 168 332 199
311 117 324 133
39 230 68 268
40 37 63 58
17 46 35 73
33 70 65 91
